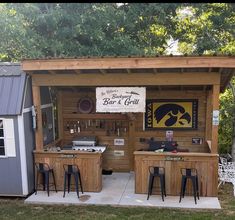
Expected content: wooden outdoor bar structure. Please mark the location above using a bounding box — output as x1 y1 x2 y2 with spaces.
22 56 235 196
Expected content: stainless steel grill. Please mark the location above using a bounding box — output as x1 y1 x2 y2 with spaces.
72 136 106 153
72 136 97 146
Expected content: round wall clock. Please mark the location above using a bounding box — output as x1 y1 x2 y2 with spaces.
77 97 94 114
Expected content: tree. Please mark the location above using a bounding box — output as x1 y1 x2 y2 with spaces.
173 3 235 54
0 3 180 60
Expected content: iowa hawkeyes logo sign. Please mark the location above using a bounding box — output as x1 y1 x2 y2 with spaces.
145 100 198 129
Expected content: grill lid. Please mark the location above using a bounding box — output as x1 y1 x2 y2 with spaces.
72 136 97 146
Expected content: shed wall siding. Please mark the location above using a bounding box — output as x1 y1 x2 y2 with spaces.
24 76 33 109
0 116 23 195
23 111 35 194
0 73 26 115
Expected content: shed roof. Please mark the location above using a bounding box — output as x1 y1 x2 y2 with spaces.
0 62 22 76
0 63 26 116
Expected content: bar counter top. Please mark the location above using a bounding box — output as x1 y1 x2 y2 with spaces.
34 149 103 154
134 151 218 157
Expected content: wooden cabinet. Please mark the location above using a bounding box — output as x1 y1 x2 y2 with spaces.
34 150 102 192
134 151 218 197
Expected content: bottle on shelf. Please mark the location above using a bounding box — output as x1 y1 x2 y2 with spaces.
66 122 70 131
77 120 81 133
117 128 120 137
69 122 74 134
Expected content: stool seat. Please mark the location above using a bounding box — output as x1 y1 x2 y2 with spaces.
147 166 166 201
63 164 83 198
35 162 57 197
179 168 199 204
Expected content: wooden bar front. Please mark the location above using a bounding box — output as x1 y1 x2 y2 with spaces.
134 151 218 197
34 150 102 192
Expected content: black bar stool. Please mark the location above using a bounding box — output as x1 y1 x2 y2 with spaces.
147 166 166 201
35 162 57 196
63 164 83 198
179 168 200 204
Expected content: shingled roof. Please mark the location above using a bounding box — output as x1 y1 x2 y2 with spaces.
0 63 26 115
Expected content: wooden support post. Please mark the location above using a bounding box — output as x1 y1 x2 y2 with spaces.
211 84 220 154
57 91 63 140
128 118 136 171
205 89 212 142
32 86 43 150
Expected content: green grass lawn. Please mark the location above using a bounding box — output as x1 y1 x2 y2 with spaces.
0 183 234 220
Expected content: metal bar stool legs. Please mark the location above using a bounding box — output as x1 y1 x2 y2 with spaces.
78 172 84 194
147 166 166 201
63 173 67 198
74 173 79 198
147 175 154 200
196 175 199 200
35 163 57 197
45 172 49 196
63 164 83 198
51 169 57 193
159 175 165 201
179 168 199 204
179 176 187 203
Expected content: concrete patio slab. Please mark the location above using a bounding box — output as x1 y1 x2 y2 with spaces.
25 172 221 209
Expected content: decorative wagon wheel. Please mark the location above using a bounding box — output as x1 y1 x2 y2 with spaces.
77 97 94 114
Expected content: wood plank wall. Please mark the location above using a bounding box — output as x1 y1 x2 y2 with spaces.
60 88 210 172
135 90 209 153
61 91 130 172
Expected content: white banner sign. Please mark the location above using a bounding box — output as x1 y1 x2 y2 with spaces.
96 87 146 112
212 110 220 125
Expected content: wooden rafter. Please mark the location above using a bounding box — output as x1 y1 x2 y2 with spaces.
48 70 57 75
31 72 220 86
99 69 107 74
74 70 81 74
153 68 158 74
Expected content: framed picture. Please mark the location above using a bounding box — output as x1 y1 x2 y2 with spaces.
145 99 198 130
114 138 125 146
192 138 203 145
77 97 94 114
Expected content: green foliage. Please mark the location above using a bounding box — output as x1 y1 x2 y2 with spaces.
174 3 235 55
219 77 235 154
0 3 180 60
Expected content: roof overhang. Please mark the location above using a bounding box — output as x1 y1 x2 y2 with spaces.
21 56 235 92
